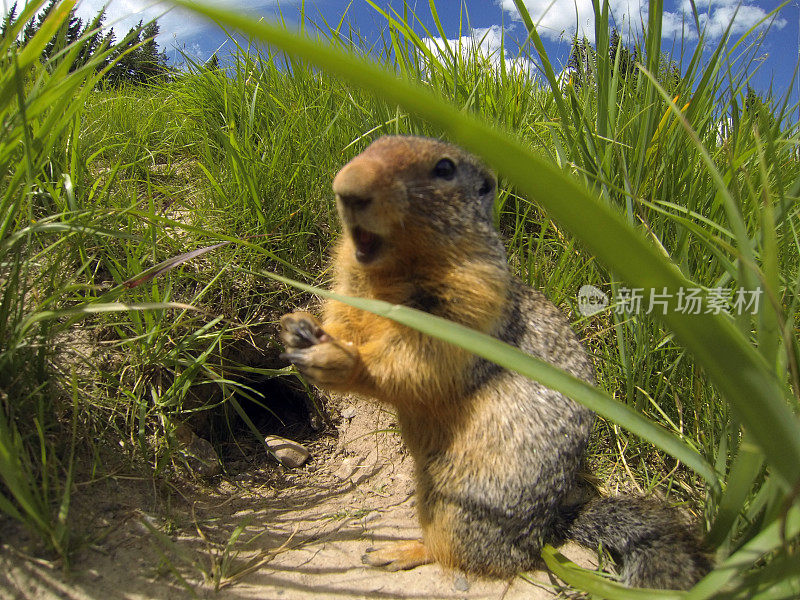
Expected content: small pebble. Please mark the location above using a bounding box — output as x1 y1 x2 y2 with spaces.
265 435 310 468
175 424 222 477
453 574 470 592
334 457 358 480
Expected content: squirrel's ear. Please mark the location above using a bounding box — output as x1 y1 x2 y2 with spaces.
478 175 496 214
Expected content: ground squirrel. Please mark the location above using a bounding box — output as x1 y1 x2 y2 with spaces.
279 135 711 589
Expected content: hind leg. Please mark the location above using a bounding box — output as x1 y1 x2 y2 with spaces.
362 540 432 571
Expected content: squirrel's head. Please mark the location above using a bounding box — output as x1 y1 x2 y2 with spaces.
332 136 497 267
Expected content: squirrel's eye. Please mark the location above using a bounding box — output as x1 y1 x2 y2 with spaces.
432 158 456 180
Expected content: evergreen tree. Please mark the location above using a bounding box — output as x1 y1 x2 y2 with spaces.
1 2 18 41
609 28 637 81
21 12 37 45
75 9 107 70
13 2 170 85
743 85 776 131
138 21 169 81
21 0 57 46
99 27 116 63
32 0 57 37
106 21 143 86
205 53 220 70
568 29 640 90
43 4 83 62
567 34 593 89
660 59 682 95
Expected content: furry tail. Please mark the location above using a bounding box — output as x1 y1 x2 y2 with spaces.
559 497 711 590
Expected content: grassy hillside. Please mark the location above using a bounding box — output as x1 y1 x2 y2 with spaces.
2 0 799 595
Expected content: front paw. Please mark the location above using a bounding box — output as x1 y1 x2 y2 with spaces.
279 313 360 389
279 312 329 349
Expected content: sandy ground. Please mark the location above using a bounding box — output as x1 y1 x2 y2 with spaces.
0 399 597 600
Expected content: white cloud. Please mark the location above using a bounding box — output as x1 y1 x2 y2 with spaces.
422 25 503 62
496 0 646 43
422 25 537 78
661 10 696 40
695 2 786 39
497 0 786 43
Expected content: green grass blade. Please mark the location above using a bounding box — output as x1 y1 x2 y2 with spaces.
510 0 574 148
706 435 764 549
15 1 76 71
541 545 687 599
252 268 718 486
687 506 800 598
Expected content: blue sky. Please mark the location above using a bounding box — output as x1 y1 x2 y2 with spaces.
71 1 798 101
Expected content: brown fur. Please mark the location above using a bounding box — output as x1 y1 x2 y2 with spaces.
279 135 711 589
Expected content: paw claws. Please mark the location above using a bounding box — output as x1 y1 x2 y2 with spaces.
279 312 359 388
279 313 327 349
293 319 323 345
280 350 309 366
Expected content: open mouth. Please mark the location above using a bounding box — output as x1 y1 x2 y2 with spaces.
352 226 383 264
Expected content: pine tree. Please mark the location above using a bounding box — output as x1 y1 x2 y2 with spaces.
1 2 18 41
14 2 171 86
609 28 637 81
107 21 143 86
205 53 220 70
21 0 56 46
75 9 107 70
567 34 593 89
138 21 168 82
21 14 37 45
33 0 57 37
66 7 82 44
743 85 776 131
95 27 117 73
43 5 83 62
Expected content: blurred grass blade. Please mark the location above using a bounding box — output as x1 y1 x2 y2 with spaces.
687 506 800 599
16 0 75 70
541 545 686 599
254 268 718 486
19 302 199 339
706 435 764 549
730 551 800 599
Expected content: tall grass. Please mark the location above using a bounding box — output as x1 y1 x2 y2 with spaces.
170 0 800 596
0 0 121 558
0 0 259 559
2 0 799 595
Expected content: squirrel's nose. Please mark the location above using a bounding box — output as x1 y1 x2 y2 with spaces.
333 157 384 211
